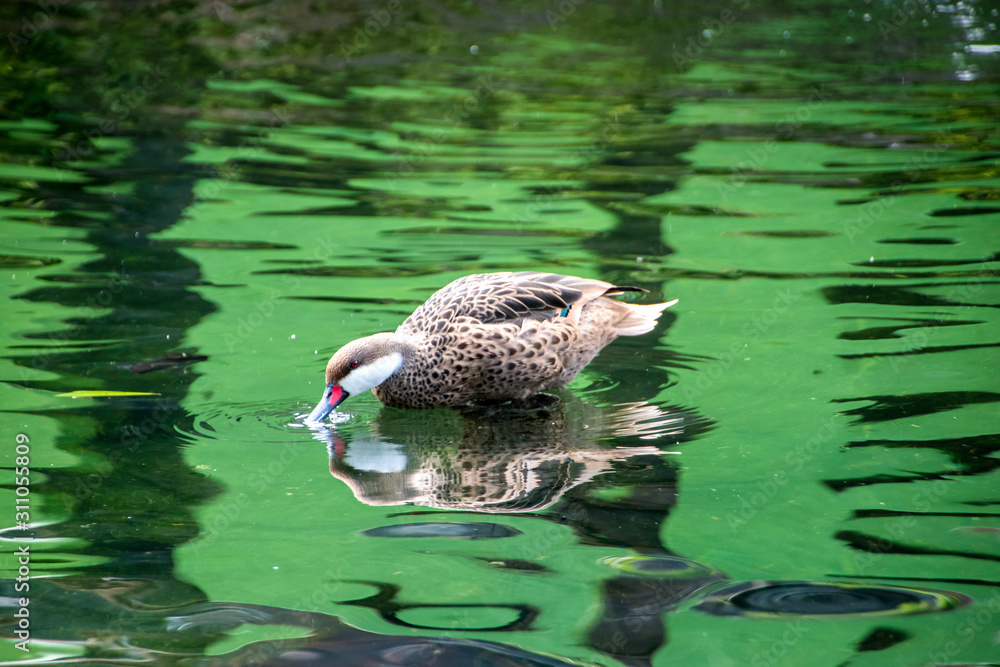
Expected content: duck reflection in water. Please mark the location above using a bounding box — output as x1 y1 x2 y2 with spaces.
312 393 706 513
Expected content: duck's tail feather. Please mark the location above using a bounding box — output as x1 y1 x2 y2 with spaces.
614 299 679 336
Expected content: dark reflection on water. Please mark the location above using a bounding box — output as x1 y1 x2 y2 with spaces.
823 433 1000 498
822 282 999 308
3 138 225 656
361 523 523 539
856 627 911 652
836 530 1000 564
833 391 1000 423
837 317 984 341
695 581 970 617
0 584 576 666
339 580 539 632
847 434 1000 478
2 5 228 660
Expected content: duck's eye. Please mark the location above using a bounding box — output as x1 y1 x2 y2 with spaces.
349 360 360 370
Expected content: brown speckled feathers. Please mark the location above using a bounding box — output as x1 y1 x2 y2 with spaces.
371 272 673 408
397 272 644 334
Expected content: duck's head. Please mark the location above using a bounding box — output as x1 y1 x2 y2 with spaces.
306 333 404 422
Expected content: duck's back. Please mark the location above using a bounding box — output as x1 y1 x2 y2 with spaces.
397 272 590 335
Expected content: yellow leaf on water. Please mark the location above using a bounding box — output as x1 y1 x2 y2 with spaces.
56 391 161 398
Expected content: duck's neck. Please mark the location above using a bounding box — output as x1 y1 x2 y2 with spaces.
370 333 424 406
377 332 418 364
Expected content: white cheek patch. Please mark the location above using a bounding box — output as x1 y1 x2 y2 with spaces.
340 352 403 396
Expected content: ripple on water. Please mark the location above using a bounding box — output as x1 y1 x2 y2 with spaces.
599 554 719 579
694 581 970 618
393 605 525 631
173 400 357 441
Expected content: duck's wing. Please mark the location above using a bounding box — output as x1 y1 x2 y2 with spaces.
398 272 647 334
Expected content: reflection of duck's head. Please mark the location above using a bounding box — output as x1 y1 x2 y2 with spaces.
307 271 677 421
323 397 709 513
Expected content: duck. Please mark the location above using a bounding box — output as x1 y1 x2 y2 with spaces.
306 271 677 419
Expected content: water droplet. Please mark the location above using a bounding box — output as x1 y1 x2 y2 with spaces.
470 45 478 54
845 35 854 44
847 9 854 17
863 12 871 22
782 30 790 39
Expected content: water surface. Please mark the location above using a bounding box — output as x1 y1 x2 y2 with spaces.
1 1 998 665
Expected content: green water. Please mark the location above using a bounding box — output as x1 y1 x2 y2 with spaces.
1 1 998 665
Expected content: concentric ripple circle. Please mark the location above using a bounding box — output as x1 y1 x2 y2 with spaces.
599 555 719 579
694 581 969 618
168 400 369 441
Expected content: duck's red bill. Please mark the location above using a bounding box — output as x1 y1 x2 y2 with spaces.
306 384 347 423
